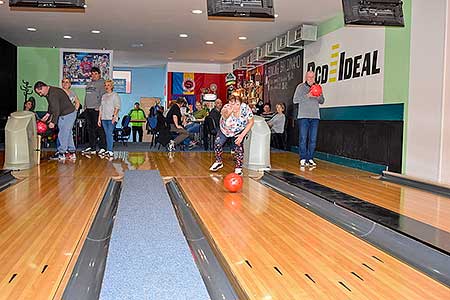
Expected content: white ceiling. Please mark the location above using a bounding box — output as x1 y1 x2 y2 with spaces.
0 0 343 67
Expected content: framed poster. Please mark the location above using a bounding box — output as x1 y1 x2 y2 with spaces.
60 48 113 87
113 70 132 93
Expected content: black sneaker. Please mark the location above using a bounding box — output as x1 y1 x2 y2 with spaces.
82 147 96 154
49 152 65 161
167 140 176 152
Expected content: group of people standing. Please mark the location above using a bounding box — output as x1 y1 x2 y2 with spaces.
32 68 324 172
34 67 121 161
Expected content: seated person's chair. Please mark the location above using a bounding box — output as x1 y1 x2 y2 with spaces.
113 115 131 146
154 112 172 149
203 115 218 150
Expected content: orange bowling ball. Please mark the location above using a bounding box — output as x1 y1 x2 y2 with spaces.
310 84 322 97
223 173 243 193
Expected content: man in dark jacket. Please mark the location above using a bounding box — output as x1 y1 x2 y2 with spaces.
34 81 77 161
82 67 106 154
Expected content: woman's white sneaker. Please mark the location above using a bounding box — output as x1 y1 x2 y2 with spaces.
209 161 223 171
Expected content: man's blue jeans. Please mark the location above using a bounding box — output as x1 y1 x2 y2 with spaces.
298 118 319 161
57 110 77 154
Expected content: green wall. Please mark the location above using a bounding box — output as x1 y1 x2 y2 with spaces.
17 47 86 111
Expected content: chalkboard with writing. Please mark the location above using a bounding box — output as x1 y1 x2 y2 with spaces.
264 50 304 148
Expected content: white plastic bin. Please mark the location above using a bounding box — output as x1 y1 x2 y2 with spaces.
243 115 271 171
4 111 37 170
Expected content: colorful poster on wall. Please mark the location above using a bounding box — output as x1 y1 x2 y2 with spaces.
303 26 385 107
60 48 113 87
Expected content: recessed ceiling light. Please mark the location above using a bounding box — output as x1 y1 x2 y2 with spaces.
274 14 279 18
179 33 189 38
91 30 101 34
0 1 5 4
191 9 203 14
63 35 72 39
205 41 214 45
238 36 247 40
131 43 144 48
168 57 173 60
27 27 37 32
218 51 225 55
209 59 215 62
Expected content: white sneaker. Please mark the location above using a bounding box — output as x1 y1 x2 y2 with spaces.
167 140 175 152
82 147 94 154
300 159 306 167
234 168 243 176
308 159 317 166
107 151 114 157
98 148 106 155
209 161 223 171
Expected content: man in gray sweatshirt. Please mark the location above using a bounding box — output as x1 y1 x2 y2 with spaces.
292 71 325 167
82 67 106 154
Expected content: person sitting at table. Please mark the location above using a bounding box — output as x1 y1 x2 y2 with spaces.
185 101 208 134
262 103 275 122
166 97 197 152
267 103 286 149
128 102 146 142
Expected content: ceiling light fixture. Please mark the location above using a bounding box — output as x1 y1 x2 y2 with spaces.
131 43 144 48
191 9 203 14
179 33 189 38
91 30 101 34
238 36 247 40
63 35 72 39
0 1 5 4
168 57 173 60
205 41 214 45
83 4 87 8
27 27 37 32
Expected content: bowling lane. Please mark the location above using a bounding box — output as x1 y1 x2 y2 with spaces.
271 152 450 232
0 170 109 300
176 176 450 300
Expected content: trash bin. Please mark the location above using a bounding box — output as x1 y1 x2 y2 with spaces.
3 111 38 170
243 115 271 171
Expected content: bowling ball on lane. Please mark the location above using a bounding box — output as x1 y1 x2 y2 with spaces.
224 173 243 193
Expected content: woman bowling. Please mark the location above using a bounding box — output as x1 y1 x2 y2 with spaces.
209 94 254 176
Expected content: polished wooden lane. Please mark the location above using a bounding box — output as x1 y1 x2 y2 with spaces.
270 152 450 232
0 154 128 300
1 150 449 299
176 176 450 300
